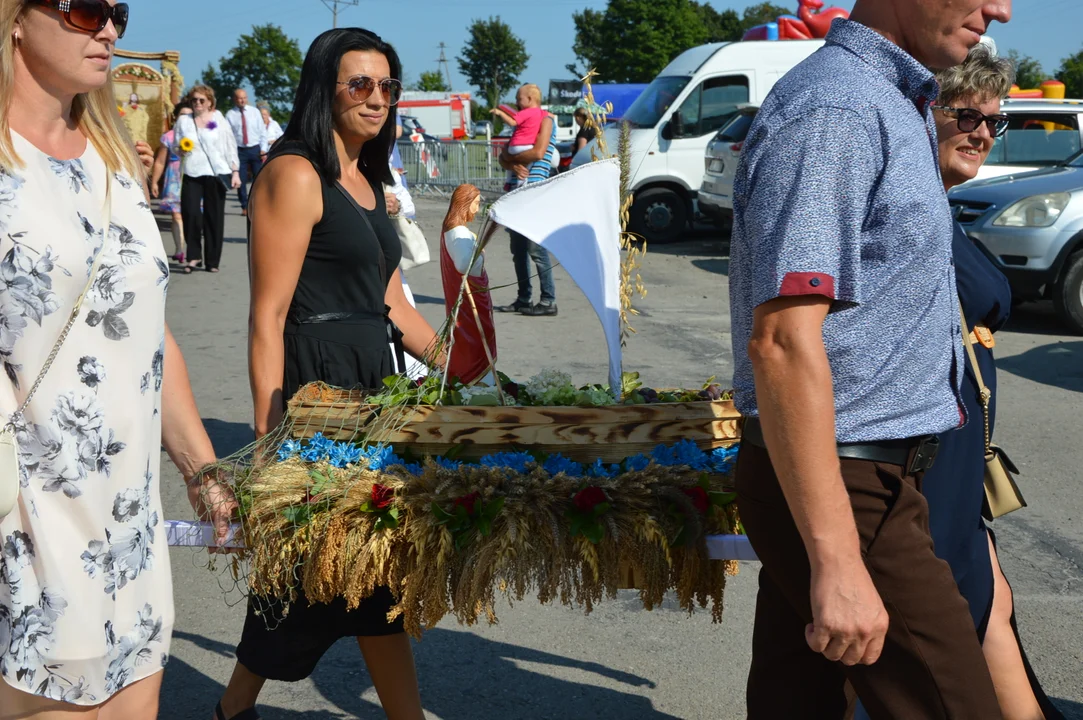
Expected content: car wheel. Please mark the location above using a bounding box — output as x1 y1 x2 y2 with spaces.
629 188 688 244
1053 249 1083 335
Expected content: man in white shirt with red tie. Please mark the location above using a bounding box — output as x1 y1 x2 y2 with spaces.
225 88 269 217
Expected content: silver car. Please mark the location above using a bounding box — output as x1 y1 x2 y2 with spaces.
949 150 1083 334
698 106 757 229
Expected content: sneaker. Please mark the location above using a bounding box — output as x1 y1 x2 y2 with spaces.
520 303 558 317
495 299 532 313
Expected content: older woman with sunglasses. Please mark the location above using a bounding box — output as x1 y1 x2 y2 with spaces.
0 1 236 719
854 43 1063 720
215 28 439 720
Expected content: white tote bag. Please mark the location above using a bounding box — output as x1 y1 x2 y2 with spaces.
393 213 430 271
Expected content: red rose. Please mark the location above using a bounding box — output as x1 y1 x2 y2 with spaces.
682 486 709 514
454 491 480 515
573 486 607 513
371 484 394 510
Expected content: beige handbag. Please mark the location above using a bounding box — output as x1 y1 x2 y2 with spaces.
959 304 1027 520
0 192 110 521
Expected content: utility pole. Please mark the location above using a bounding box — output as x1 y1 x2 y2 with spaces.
319 0 359 29
437 42 452 91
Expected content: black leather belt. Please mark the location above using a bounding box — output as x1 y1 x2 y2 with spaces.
741 417 940 474
285 309 407 375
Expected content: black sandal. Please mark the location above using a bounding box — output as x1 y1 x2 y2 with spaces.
215 701 261 720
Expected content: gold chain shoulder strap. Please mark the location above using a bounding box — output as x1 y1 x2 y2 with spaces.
958 302 992 453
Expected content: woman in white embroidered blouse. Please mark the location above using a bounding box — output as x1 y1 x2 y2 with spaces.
173 84 239 274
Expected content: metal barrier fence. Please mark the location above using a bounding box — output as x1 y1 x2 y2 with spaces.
397 139 508 196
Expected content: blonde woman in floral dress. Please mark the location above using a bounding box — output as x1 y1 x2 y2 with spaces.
0 1 234 718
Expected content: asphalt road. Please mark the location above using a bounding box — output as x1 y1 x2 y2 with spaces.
157 194 1083 720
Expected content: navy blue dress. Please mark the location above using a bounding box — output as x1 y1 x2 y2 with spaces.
922 223 1011 633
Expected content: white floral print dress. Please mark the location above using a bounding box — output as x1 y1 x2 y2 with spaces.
0 132 172 704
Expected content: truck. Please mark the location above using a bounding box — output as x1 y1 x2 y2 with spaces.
398 92 473 140
570 40 825 243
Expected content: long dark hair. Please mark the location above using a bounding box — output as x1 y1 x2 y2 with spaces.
273 27 399 187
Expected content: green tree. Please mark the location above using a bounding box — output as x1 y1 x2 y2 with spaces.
1056 48 1083 99
739 2 794 34
457 17 529 110
568 0 708 83
198 63 232 113
1006 50 1045 90
693 2 742 43
414 70 451 92
200 24 302 122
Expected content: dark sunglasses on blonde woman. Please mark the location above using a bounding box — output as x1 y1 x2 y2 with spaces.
27 0 129 39
336 75 404 105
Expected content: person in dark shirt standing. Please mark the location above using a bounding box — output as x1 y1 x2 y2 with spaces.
573 107 596 153
728 1 1012 718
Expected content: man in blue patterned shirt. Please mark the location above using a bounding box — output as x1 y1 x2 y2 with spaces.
728 1 1010 717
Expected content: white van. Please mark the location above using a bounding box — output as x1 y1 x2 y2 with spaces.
571 40 824 243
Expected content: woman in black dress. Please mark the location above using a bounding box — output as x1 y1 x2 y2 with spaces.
215 29 439 720
926 44 1061 720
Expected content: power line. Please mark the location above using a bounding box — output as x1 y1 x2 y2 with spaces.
319 0 360 29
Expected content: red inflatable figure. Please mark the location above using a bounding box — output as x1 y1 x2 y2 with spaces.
440 184 498 386
798 0 849 38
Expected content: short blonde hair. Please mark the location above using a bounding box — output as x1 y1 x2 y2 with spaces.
936 43 1016 106
521 84 542 105
187 83 217 111
0 0 140 177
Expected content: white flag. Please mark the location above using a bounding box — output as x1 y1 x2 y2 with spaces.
488 159 623 393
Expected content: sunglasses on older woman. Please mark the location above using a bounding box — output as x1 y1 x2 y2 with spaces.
336 75 403 106
932 105 1010 137
27 0 129 39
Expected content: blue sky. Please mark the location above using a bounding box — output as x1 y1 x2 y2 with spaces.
123 0 1083 100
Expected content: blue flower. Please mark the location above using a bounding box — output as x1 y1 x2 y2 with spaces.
650 444 676 466
586 459 619 478
543 454 582 477
433 456 463 471
276 439 302 462
328 442 363 468
672 440 709 470
479 451 535 475
363 445 403 472
300 441 329 463
710 445 739 474
624 454 650 472
403 462 424 476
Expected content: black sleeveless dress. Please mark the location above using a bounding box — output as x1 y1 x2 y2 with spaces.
236 145 405 682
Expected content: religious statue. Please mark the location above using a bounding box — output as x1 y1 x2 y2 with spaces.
121 91 150 146
440 184 497 386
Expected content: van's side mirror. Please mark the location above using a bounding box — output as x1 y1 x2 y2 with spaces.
670 111 685 139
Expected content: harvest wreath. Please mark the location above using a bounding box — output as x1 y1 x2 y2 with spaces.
223 369 743 639
182 76 751 636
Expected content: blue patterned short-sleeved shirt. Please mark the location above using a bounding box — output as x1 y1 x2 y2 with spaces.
729 19 964 443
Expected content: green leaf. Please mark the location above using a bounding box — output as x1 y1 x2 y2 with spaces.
592 502 611 517
482 497 505 520
388 506 401 521
445 444 466 461
709 491 737 507
360 500 374 513
583 522 605 544
476 516 492 537
569 514 584 537
454 504 470 522
431 502 453 522
282 504 313 526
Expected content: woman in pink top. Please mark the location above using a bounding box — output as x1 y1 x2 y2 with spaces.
491 84 546 190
